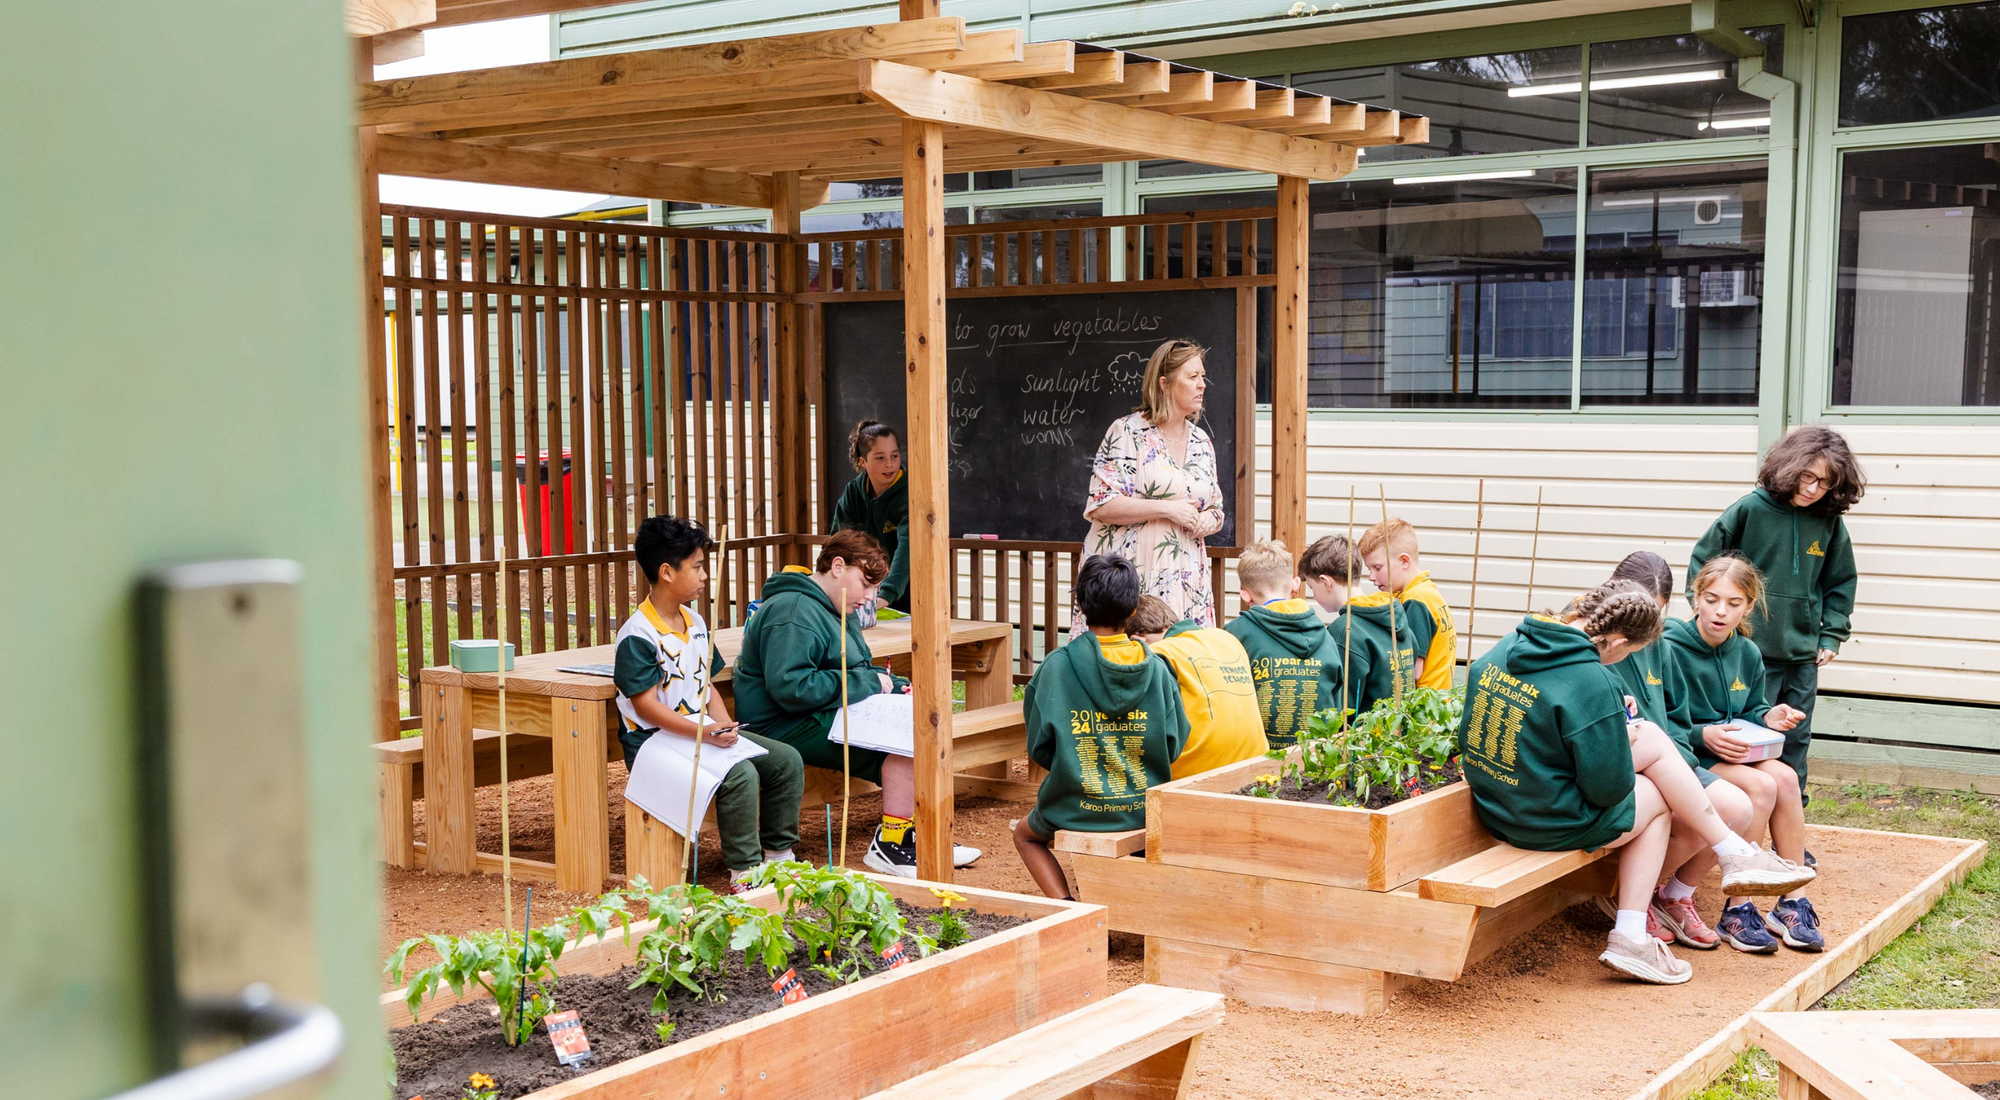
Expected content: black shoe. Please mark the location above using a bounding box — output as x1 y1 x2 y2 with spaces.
1804 848 1816 868
862 829 918 877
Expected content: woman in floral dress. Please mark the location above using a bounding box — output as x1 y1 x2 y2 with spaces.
1075 339 1225 632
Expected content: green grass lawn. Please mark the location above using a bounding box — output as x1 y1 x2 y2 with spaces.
1685 781 2000 1099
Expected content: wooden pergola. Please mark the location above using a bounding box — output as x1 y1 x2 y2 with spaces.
353 2 1422 882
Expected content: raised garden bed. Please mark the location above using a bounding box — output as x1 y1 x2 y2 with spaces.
383 876 1106 1100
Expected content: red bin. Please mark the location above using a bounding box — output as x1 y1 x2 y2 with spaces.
515 450 575 555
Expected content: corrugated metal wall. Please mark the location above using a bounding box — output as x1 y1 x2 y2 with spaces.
1248 420 2000 708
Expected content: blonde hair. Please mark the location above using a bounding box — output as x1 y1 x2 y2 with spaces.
1691 555 1765 637
1237 539 1296 596
1357 517 1419 559
1139 339 1207 424
1557 579 1664 650
1123 594 1179 637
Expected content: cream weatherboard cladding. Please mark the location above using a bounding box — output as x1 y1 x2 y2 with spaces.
1248 420 2000 707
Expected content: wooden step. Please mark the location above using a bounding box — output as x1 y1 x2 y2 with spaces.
858 983 1223 1100
1416 841 1610 907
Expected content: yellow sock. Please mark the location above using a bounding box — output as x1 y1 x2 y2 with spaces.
878 814 913 844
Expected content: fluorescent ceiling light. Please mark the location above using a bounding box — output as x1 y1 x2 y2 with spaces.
1598 194 1735 207
1699 116 1772 130
1508 68 1728 97
1391 169 1536 185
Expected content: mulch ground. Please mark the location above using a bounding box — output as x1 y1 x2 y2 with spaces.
384 768 1974 1099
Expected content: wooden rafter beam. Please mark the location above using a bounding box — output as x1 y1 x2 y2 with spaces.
1158 78 1257 116
1207 87 1294 124
347 0 434 36
364 63 864 132
1272 101 1366 138
512 104 901 155
951 40 1076 81
859 62 1351 179
374 133 831 209
1105 70 1213 107
1062 59 1171 98
1397 115 1432 144
1014 50 1122 91
897 29 1024 71
360 18 964 126
431 93 876 144
1240 92 1329 131
372 27 427 66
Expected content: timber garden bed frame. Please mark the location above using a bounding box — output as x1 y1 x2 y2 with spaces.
355 5 1422 881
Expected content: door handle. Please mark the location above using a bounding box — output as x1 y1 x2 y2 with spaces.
133 561 340 1098
106 984 342 1100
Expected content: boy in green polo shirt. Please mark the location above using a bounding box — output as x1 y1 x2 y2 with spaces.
1226 539 1344 746
1012 555 1188 899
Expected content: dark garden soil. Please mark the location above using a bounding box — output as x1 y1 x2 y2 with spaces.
1235 762 1464 809
1975 1082 2000 1099
391 905 1028 1100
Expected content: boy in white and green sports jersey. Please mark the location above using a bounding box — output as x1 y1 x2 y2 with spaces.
615 516 802 889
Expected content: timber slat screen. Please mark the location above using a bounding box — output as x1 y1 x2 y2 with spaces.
381 205 791 728
377 204 1273 727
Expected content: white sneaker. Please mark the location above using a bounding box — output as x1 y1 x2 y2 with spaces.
762 848 796 864
1598 932 1692 985
953 844 982 867
1718 847 1816 896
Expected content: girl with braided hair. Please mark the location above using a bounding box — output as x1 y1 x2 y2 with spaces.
1459 578 1816 985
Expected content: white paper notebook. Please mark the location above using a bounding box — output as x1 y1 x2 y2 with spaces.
824 692 917 759
624 718 769 836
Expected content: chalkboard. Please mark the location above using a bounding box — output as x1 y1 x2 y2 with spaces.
823 290 1250 545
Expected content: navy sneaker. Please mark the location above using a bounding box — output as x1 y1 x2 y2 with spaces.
1716 902 1780 953
1764 897 1825 952
1804 848 1817 868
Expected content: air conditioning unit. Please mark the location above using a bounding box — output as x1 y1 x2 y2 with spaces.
1669 269 1759 308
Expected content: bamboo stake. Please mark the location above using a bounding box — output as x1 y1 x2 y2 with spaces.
1341 483 1355 716
1526 486 1545 615
1466 478 1485 658
1379 483 1402 702
680 535 723 878
498 505 513 938
837 580 852 868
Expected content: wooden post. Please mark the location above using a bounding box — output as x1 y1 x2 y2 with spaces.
358 41 400 742
900 0 940 18
1272 176 1310 554
902 118 954 883
770 171 809 566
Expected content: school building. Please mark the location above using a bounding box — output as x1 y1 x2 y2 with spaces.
549 0 2000 787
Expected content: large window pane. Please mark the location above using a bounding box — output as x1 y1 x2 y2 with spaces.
1588 31 1783 145
1833 144 2000 406
973 165 1103 188
1144 191 1277 280
1307 173 1578 408
1582 162 1764 405
1840 2 2000 127
819 176 970 202
1293 49 1582 161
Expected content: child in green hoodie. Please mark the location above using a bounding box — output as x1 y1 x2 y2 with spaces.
732 529 979 877
1596 552 1758 954
1225 539 1345 746
1459 579 1815 985
1665 556 1824 954
1301 534 1417 717
831 419 911 612
1014 555 1189 900
1689 426 1864 797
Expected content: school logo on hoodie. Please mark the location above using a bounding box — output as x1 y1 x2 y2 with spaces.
1730 678 1748 692
1646 672 1663 686
1807 540 1825 557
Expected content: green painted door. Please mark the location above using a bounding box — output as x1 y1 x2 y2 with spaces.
1 3 383 1098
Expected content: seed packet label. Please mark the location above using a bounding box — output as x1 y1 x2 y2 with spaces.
772 967 809 1005
879 941 910 969
546 1010 593 1066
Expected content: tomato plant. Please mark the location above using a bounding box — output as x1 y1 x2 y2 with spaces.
386 919 575 1048
1281 686 1464 806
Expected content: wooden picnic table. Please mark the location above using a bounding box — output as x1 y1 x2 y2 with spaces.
415 617 1015 891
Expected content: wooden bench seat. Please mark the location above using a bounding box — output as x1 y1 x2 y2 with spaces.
858 983 1223 1100
1053 828 1147 859
377 728 620 871
1415 841 1612 907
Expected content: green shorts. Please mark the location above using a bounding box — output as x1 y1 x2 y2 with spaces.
1695 766 1720 788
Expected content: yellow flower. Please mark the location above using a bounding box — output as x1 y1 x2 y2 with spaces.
1256 774 1279 785
468 1073 496 1089
929 886 967 908
725 915 745 927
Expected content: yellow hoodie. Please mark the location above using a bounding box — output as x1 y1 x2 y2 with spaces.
1152 621 1269 779
1399 571 1458 691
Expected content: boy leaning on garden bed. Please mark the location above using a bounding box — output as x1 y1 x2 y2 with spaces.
1014 554 1189 900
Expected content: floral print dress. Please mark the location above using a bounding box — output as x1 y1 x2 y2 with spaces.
1075 412 1224 632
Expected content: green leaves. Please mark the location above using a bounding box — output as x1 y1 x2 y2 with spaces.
386 919 575 1047
1284 687 1464 806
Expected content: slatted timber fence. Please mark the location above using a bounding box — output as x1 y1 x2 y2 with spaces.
377 204 1275 729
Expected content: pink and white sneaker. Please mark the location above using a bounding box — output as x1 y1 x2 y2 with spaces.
1651 889 1722 950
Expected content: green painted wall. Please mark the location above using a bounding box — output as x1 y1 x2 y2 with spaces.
0 3 382 1099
